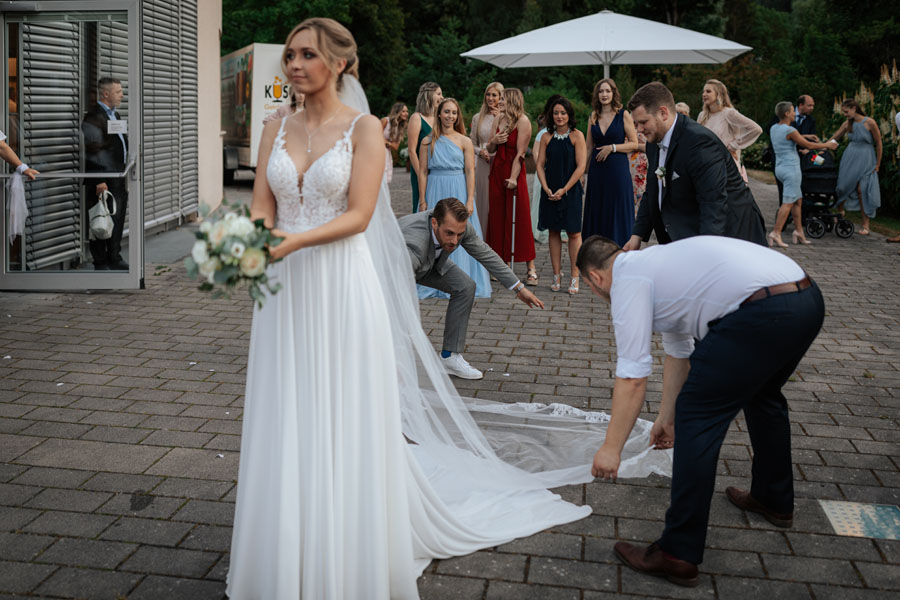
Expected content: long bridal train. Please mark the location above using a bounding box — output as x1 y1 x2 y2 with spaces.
226 75 672 600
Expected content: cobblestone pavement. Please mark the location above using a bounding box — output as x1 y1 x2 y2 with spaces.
1 169 898 599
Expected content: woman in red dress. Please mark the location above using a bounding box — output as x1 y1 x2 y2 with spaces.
487 88 537 284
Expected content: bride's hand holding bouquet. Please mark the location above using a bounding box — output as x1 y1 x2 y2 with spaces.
184 200 284 307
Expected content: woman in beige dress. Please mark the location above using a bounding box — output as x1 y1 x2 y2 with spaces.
469 81 503 236
697 79 761 182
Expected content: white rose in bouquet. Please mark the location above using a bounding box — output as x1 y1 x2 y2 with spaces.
209 220 229 246
198 256 221 283
228 215 255 239
191 240 210 265
239 248 266 278
230 241 246 259
200 220 213 234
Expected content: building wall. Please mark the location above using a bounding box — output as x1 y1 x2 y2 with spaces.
197 0 223 212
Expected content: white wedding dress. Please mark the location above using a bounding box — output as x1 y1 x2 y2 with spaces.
227 84 671 600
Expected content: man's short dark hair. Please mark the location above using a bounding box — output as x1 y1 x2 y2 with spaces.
432 198 470 224
98 77 121 90
576 235 622 273
627 82 675 114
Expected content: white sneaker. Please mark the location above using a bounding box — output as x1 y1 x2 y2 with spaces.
440 353 483 380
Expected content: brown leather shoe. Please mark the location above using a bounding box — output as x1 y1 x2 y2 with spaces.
614 541 699 587
726 486 793 528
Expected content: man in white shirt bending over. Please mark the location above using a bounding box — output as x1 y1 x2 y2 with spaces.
577 234 824 587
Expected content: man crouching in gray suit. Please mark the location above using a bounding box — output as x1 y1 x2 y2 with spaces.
399 197 544 380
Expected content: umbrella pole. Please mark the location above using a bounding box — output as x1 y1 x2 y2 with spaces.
509 189 516 270
603 61 610 79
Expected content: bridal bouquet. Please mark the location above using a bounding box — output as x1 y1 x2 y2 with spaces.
184 201 283 308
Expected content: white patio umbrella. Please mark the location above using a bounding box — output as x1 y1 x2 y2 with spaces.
461 10 751 78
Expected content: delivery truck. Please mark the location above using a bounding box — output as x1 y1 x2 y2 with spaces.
221 43 293 184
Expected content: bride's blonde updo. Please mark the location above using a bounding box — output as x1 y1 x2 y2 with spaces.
282 17 359 91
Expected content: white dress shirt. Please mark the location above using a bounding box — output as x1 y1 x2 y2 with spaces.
657 115 677 208
0 129 5 142
610 236 805 378
99 101 127 163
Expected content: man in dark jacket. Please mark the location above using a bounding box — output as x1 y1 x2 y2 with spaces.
623 83 766 251
82 77 129 270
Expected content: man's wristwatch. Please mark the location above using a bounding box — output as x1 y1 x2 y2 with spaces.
513 282 525 295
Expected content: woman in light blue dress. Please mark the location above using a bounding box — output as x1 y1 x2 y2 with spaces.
417 98 491 299
830 98 883 235
768 101 837 247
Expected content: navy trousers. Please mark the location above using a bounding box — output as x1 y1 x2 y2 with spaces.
657 282 825 564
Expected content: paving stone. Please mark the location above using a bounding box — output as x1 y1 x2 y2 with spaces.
34 567 143 599
0 434 43 462
706 526 792 554
141 429 215 448
81 472 164 494
145 448 239 481
762 555 862 585
485 581 580 600
126 574 225 600
23 511 117 538
0 506 41 532
97 493 185 519
701 549 764 577
0 465 26 484
786 532 882 562
497 532 582 559
856 562 900 590
119 545 219 578
152 478 232 500
0 560 57 594
417 574 486 600
18 421 91 439
35 538 137 569
0 532 55 561
172 500 234 525
99 516 194 546
80 425 153 444
14 438 167 473
714 575 812 599
621 570 717 598
24 488 111 512
527 557 617 591
9 467 94 488
0 418 34 434
435 551 526 580
179 524 232 552
0 483 42 507
809 584 900 600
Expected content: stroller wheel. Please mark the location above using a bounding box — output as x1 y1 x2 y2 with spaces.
805 217 826 239
835 219 855 238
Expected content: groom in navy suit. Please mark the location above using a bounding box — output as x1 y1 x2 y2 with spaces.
623 83 766 251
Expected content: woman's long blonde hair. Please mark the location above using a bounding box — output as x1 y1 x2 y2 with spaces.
386 102 408 144
697 79 734 125
281 18 358 92
500 88 525 134
427 98 466 156
415 82 441 117
473 82 504 146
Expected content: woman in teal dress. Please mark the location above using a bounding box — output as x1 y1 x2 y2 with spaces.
417 98 491 299
830 99 883 235
407 82 442 213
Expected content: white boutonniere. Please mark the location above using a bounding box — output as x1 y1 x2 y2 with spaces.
655 166 666 187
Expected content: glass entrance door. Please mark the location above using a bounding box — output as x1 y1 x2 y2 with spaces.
0 0 141 290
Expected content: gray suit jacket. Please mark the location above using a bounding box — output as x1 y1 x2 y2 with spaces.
398 211 519 290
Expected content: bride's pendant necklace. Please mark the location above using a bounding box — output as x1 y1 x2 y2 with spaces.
302 106 341 153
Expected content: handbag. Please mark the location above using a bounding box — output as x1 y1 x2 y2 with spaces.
89 190 116 240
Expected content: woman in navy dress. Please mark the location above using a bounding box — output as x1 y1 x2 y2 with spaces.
536 96 586 294
582 78 639 246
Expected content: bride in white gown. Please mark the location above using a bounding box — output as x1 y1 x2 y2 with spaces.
227 18 671 600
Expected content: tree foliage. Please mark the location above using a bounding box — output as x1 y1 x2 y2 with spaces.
222 0 898 211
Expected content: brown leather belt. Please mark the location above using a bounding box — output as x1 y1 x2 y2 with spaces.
741 276 812 306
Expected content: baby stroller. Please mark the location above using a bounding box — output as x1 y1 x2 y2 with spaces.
798 149 854 239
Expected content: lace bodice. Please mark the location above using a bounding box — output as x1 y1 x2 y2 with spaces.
266 114 364 233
